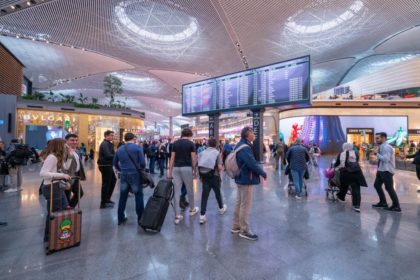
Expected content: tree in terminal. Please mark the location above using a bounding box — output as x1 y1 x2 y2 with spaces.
103 74 123 106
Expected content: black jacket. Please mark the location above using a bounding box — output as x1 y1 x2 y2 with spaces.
334 152 368 187
97 140 115 166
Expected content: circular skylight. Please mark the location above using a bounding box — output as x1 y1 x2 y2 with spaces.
285 1 365 34
114 0 200 59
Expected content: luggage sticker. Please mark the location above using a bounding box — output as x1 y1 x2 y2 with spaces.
58 218 73 242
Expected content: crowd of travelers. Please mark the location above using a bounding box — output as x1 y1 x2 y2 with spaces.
1 127 419 242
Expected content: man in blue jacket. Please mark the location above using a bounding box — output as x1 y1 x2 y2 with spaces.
232 127 267 241
113 133 146 226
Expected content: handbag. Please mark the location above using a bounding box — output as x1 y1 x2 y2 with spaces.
345 151 361 173
0 161 9 175
123 145 155 189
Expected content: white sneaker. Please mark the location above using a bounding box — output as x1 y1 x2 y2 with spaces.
4 188 18 193
189 207 199 216
200 215 206 224
219 205 227 215
174 215 184 225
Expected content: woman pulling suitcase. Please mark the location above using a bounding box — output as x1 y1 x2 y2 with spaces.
39 139 72 246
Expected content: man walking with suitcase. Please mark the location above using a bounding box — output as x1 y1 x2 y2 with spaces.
113 133 146 226
98 130 117 209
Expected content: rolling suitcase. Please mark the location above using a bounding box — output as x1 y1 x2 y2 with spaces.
46 177 82 255
140 179 174 232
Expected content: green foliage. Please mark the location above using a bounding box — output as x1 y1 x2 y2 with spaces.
21 91 45 101
73 103 100 109
103 74 123 106
91 97 98 104
59 94 75 103
77 92 88 104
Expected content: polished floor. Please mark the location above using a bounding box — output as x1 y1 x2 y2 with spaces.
0 157 419 280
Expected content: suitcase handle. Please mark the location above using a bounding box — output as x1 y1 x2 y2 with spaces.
49 176 81 214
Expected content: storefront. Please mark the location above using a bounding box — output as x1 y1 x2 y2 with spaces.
346 128 374 146
16 106 145 151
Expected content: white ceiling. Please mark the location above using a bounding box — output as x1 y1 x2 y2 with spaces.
1 0 420 123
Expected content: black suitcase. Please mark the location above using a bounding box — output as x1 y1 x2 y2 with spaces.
140 179 174 232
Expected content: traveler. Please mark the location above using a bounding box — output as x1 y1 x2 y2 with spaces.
334 143 368 212
78 143 87 161
168 128 199 224
63 134 86 208
147 141 157 174
156 141 166 177
98 130 116 209
4 139 31 193
404 143 420 182
372 132 401 212
286 139 309 199
231 127 267 241
274 139 286 170
198 138 227 224
39 139 71 243
309 143 321 167
113 133 146 226
0 141 8 191
164 139 172 169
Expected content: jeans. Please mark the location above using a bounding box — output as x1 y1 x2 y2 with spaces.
232 185 253 233
149 157 156 173
275 153 284 170
374 171 400 207
200 175 223 215
42 183 68 242
158 158 165 176
173 167 195 215
291 169 305 195
118 172 144 223
99 166 116 205
9 166 22 189
64 178 84 208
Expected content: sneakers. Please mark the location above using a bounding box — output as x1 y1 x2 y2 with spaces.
231 228 241 234
174 215 184 224
337 196 345 203
118 217 128 225
239 231 258 241
200 215 206 224
4 188 18 193
219 205 227 215
384 206 402 213
353 206 360 213
189 207 199 216
100 202 114 209
295 194 302 200
372 202 388 208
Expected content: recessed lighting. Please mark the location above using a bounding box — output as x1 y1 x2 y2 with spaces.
10 5 16 10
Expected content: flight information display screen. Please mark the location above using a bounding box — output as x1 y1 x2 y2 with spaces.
182 56 310 115
216 70 254 111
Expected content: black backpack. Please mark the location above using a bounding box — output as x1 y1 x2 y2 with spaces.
9 144 33 166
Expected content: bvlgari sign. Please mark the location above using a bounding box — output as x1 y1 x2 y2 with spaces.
22 113 77 123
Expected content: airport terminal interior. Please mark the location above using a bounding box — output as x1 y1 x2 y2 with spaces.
0 0 420 279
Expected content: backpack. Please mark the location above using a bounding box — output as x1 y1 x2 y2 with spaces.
224 144 250 179
9 144 33 166
276 143 284 154
146 146 156 157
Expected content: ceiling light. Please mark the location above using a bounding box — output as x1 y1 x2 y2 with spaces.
27 1 32 6
10 5 16 10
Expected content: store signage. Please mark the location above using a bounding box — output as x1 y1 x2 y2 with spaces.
408 129 420 135
124 128 143 134
347 128 374 134
22 113 77 123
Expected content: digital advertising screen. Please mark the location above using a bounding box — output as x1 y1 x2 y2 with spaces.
182 56 310 116
25 125 63 149
279 115 408 154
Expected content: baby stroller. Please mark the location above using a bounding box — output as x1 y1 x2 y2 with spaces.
286 166 308 197
324 163 351 202
324 166 340 201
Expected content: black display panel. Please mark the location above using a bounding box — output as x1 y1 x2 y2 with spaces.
182 55 310 116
